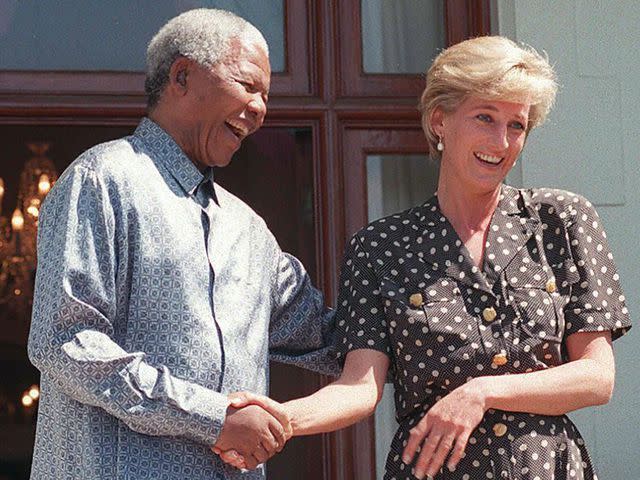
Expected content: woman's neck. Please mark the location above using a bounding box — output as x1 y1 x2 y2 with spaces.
437 179 501 238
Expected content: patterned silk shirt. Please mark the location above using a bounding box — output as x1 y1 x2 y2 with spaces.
27 118 338 480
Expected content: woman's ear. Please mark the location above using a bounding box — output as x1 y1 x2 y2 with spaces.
429 107 445 139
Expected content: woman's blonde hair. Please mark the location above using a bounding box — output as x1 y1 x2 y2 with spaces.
419 36 557 158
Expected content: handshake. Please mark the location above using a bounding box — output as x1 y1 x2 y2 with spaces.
212 392 292 470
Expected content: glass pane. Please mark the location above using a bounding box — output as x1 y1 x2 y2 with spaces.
366 154 439 479
361 0 445 74
0 0 285 72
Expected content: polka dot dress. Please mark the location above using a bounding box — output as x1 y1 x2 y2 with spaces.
335 186 631 480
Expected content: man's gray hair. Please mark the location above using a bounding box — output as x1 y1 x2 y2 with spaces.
145 8 268 109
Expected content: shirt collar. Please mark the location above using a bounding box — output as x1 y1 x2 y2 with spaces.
134 117 205 196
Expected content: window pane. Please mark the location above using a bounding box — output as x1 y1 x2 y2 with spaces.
361 0 445 74
367 154 439 222
366 154 439 478
0 0 285 72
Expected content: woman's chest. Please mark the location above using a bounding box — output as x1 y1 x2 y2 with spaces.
373 228 579 393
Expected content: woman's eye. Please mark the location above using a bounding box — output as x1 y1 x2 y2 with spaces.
510 121 526 131
476 114 492 122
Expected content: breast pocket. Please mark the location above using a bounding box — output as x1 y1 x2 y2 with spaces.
506 258 580 343
379 277 475 381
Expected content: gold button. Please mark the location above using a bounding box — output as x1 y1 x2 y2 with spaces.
492 353 508 366
545 279 557 293
482 307 497 322
409 293 424 307
493 422 508 437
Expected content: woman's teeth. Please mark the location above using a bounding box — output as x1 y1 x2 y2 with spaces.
475 152 503 164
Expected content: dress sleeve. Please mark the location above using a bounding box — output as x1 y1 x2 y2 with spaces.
28 166 229 446
268 252 340 377
335 234 391 363
563 194 632 340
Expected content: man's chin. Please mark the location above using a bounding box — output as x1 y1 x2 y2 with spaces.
212 156 234 168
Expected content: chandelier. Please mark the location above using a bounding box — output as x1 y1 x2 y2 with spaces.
0 142 57 315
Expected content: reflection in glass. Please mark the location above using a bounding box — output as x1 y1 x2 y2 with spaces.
366 154 439 478
361 0 445 74
0 1 285 72
367 154 439 222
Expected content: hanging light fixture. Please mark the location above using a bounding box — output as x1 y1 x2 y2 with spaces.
0 142 57 314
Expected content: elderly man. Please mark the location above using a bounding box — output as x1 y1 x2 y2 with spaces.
28 9 337 480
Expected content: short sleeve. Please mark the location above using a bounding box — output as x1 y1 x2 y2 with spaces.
563 195 631 340
335 234 391 362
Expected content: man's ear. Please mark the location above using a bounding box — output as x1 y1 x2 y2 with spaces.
168 57 191 94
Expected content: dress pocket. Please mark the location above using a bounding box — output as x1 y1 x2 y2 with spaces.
379 277 475 384
505 258 579 343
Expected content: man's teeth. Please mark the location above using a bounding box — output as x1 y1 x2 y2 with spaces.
226 120 248 137
475 152 503 164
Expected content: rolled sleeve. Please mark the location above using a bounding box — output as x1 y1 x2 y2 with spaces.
563 195 631 340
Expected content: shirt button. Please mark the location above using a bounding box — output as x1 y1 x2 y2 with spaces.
493 422 508 437
409 293 424 307
482 307 497 322
545 279 557 293
492 353 508 366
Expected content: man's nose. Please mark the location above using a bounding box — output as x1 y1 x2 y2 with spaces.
247 94 267 122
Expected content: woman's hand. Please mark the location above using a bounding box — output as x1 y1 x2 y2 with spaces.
212 392 293 470
402 379 487 479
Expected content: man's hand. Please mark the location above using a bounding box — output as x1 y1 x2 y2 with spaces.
213 392 293 470
213 404 286 470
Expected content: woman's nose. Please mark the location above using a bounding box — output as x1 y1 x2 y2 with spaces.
491 125 509 150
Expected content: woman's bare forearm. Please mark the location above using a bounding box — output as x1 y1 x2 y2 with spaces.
286 349 389 436
475 332 614 416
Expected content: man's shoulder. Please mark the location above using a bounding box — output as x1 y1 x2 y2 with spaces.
72 135 141 176
56 135 155 190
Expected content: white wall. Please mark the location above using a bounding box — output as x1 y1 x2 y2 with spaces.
496 1 640 478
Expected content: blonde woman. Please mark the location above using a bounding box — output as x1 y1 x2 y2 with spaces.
219 36 631 480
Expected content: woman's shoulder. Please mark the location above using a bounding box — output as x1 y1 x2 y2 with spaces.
350 201 431 246
513 186 596 225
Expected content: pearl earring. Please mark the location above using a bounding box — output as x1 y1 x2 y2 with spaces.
436 137 444 152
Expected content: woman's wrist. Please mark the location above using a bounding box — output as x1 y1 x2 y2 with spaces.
282 400 301 436
466 375 498 411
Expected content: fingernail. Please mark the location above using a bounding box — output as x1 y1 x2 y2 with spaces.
414 469 424 479
447 462 456 472
402 455 411 464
